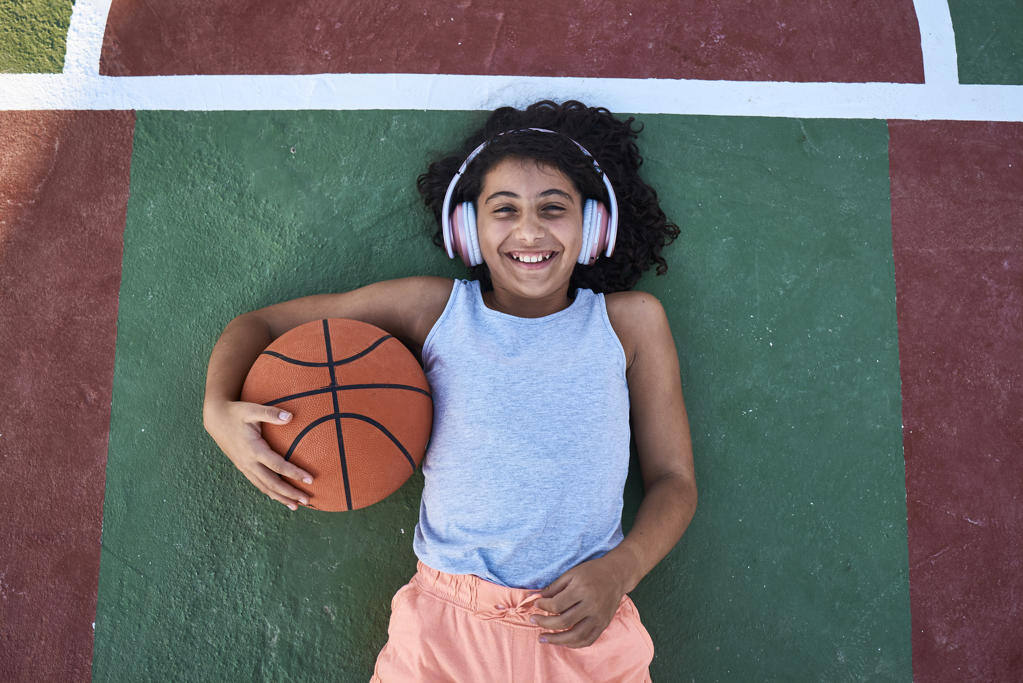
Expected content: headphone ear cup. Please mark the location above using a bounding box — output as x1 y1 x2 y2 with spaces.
450 202 475 267
463 201 482 267
579 199 595 264
592 202 611 258
580 199 608 265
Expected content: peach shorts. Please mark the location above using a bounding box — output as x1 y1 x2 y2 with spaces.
371 561 654 682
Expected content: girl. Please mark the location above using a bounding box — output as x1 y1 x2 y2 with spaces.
203 100 697 681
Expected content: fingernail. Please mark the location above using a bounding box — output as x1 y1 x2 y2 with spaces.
539 637 548 644
303 477 313 484
529 616 537 624
279 411 291 420
299 497 308 505
288 503 297 511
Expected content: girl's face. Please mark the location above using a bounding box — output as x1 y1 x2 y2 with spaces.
475 157 583 301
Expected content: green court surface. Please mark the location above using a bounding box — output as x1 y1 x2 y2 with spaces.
0 0 74 73
93 110 910 680
949 0 1023 84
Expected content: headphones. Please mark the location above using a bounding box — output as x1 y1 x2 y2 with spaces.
440 128 619 268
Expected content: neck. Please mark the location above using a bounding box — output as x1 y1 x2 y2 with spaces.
482 283 573 318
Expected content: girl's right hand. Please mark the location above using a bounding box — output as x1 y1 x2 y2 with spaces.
203 400 314 511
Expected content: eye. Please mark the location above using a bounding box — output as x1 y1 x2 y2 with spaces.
541 204 567 214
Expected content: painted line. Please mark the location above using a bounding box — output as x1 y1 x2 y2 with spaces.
1 73 1021 121
63 0 109 76
913 0 960 86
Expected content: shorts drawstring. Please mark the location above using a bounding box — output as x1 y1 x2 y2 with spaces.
475 591 545 621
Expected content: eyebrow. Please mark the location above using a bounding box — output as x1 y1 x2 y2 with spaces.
483 189 575 204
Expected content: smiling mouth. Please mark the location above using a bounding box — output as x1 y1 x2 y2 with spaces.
507 251 558 264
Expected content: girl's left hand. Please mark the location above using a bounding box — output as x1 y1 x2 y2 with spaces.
531 555 631 648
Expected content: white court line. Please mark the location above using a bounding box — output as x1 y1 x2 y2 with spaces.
913 0 960 86
1 0 1020 121
62 0 110 76
3 73 1021 121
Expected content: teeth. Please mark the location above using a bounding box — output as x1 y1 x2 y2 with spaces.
511 252 553 263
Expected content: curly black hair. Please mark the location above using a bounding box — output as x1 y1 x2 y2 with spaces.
417 100 680 294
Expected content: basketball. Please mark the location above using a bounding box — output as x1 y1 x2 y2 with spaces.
240 318 433 511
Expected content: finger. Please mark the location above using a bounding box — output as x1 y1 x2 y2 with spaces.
242 444 310 502
534 575 574 613
238 466 298 509
540 572 573 599
251 466 309 509
534 586 580 615
241 416 314 484
531 602 584 631
239 402 294 427
257 447 314 486
539 617 598 649
250 456 310 501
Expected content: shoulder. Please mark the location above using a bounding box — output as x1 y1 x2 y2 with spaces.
242 276 454 363
404 277 456 353
405 276 456 303
603 290 668 372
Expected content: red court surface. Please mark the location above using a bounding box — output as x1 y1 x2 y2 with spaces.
889 120 1023 680
100 0 924 82
0 110 135 681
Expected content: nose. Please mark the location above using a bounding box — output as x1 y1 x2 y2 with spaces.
514 215 546 244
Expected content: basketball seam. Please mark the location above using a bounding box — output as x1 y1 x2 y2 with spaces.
322 320 354 511
265 383 431 407
284 413 419 473
260 334 396 367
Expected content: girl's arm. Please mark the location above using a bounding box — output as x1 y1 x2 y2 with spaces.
533 292 697 647
604 292 698 592
203 276 451 510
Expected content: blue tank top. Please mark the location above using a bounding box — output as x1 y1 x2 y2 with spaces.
412 279 631 589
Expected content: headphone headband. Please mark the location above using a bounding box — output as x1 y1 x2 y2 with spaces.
441 128 619 262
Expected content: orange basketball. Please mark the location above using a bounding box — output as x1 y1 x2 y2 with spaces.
240 318 432 511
